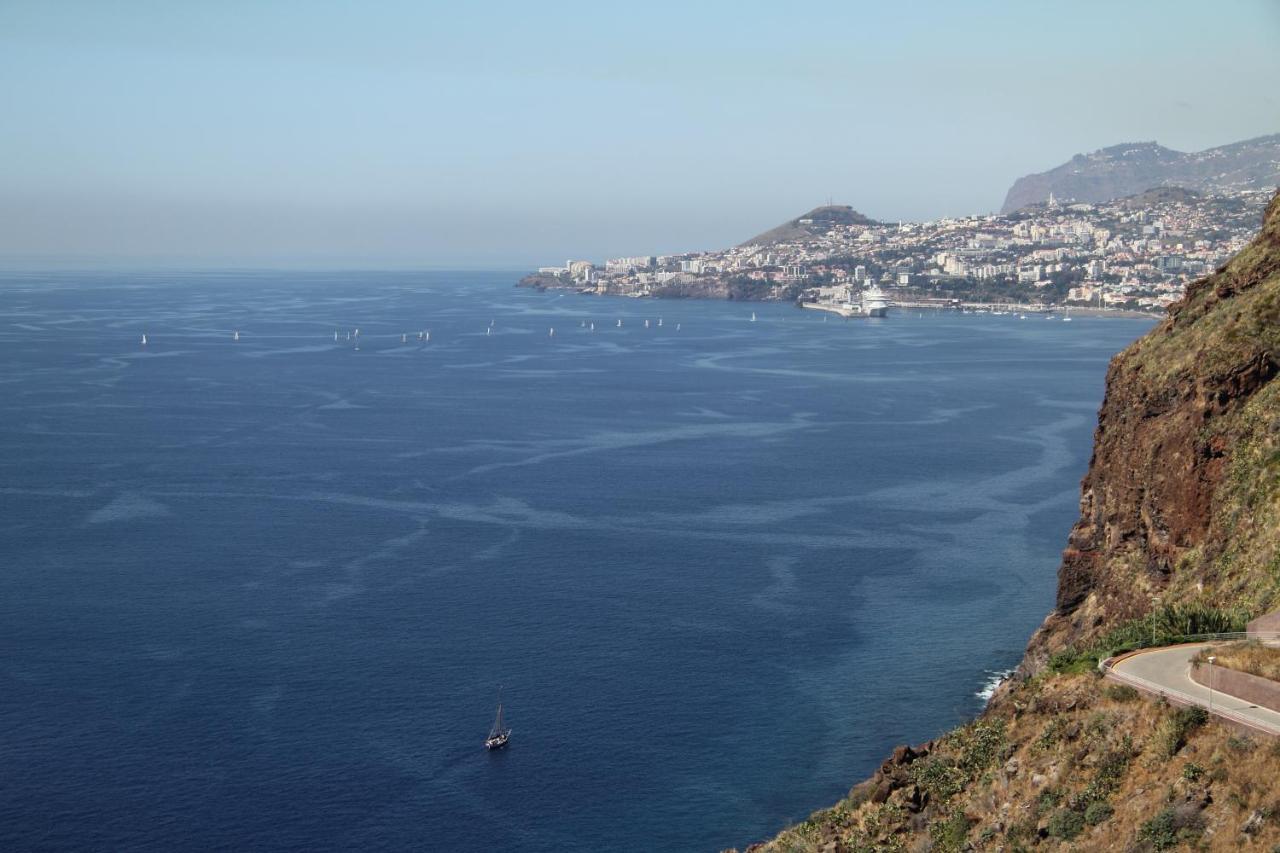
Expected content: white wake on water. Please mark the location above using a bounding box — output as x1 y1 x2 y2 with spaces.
976 668 1014 704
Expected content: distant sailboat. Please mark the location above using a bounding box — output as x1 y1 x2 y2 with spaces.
425 331 431 343
486 327 491 336
485 687 511 750
750 312 757 322
676 323 681 331
549 327 555 337
141 333 147 346
616 319 622 328
233 330 240 342
658 318 663 327
490 319 495 328
334 330 339 342
402 333 407 343
589 322 595 331
644 319 650 328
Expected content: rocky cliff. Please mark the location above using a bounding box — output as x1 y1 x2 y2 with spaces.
742 192 1280 852
1001 135 1280 213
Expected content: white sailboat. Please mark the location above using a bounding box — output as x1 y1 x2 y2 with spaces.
425 331 431 343
750 311 757 322
141 333 147 346
644 319 650 328
589 322 595 332
658 318 663 327
676 323 681 331
485 687 511 750
233 330 240 342
549 327 555 337
616 319 622 328
486 327 491 336
334 330 339 342
402 333 407 343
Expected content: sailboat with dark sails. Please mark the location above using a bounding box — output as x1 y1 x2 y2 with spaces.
485 687 511 750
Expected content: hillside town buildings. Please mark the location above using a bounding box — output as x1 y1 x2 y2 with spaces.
529 189 1271 312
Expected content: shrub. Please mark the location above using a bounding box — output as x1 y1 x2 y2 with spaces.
1154 706 1209 757
928 811 971 853
1227 735 1256 753
1037 788 1062 816
1139 808 1180 850
1084 801 1114 825
909 757 967 802
1139 804 1206 850
1048 646 1097 674
1182 762 1205 781
1035 718 1065 752
1046 808 1086 840
1070 746 1133 811
1103 683 1139 702
952 719 1007 775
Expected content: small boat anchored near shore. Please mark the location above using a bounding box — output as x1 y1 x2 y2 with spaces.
485 687 511 750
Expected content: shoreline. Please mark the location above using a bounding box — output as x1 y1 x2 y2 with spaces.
521 275 1161 320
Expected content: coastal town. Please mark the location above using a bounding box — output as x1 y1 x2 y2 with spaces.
522 187 1273 314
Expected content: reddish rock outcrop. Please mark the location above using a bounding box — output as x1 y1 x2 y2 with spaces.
1023 190 1280 666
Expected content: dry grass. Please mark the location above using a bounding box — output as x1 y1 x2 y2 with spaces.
746 673 1280 853
1196 640 1280 682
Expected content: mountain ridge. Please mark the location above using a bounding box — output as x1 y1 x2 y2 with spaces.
1001 133 1280 213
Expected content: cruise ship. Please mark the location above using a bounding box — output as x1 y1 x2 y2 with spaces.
861 284 889 317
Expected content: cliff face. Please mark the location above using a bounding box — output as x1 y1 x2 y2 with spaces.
1001 135 1280 213
1030 189 1280 662
745 191 1280 852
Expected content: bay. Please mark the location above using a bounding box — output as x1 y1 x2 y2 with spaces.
0 271 1150 851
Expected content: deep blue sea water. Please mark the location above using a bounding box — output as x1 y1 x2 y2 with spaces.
0 271 1151 851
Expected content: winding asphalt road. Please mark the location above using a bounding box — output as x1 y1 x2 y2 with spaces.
1105 644 1280 736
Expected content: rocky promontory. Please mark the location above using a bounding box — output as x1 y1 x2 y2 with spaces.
740 190 1280 852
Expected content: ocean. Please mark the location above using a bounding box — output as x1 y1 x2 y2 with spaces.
0 270 1151 851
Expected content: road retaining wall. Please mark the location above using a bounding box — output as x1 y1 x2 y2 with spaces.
1190 662 1280 715
1248 610 1280 643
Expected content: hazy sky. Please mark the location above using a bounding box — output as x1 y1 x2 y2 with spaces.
2 0 1278 267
